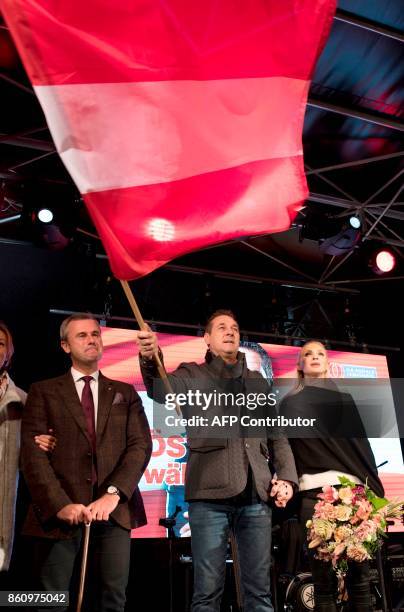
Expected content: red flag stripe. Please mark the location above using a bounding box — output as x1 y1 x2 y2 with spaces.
34 76 308 193
3 1 335 85
84 156 306 279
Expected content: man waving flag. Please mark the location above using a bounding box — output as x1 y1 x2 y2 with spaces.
1 0 336 279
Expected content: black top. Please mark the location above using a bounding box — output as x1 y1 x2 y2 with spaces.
280 383 384 497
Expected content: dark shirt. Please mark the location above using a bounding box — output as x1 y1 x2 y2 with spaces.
279 384 384 497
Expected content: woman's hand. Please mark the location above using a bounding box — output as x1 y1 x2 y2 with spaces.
34 428 57 452
270 478 294 508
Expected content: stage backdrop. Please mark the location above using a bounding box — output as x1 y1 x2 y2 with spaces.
98 328 404 537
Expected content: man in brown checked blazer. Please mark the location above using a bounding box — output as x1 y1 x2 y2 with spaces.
21 313 152 612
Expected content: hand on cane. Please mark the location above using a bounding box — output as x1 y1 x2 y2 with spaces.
56 504 93 525
87 494 120 521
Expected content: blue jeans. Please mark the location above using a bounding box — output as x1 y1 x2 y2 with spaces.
188 500 273 612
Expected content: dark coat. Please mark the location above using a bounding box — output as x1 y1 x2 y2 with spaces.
141 350 298 502
21 371 152 538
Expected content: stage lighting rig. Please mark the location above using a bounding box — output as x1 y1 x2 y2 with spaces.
371 249 396 275
30 204 73 250
320 226 361 257
37 208 54 223
348 215 362 230
299 210 362 256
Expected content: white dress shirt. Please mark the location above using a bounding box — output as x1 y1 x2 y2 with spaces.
71 367 100 427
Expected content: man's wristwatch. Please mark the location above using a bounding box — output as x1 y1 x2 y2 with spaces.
106 485 120 497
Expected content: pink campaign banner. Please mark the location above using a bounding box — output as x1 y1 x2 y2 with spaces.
1 0 336 279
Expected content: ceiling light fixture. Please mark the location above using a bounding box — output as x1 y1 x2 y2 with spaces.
37 208 54 223
372 249 396 274
348 215 361 230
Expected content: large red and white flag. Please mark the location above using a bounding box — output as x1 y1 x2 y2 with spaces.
1 0 335 279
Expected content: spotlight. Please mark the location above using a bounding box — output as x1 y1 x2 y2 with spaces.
349 215 361 230
300 210 361 256
37 208 54 223
372 249 396 274
147 218 175 242
320 227 360 257
29 206 71 250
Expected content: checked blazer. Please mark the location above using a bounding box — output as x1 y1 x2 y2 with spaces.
21 371 152 538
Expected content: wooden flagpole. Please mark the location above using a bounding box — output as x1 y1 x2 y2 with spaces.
120 280 180 413
120 280 244 605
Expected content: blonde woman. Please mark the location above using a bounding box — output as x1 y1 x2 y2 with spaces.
280 340 383 612
0 322 27 581
0 322 54 585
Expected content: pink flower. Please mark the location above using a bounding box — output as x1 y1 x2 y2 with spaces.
351 486 366 506
346 543 371 562
354 520 377 541
334 525 352 542
372 514 383 527
331 542 347 567
318 485 339 503
314 501 336 520
334 542 347 556
350 500 372 525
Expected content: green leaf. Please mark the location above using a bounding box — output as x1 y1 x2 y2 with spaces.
338 476 356 488
371 497 389 511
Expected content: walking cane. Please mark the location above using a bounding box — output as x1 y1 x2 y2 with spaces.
76 522 91 612
229 531 243 611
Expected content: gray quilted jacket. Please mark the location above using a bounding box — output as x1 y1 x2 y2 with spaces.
140 350 298 502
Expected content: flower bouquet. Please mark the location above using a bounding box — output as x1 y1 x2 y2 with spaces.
306 476 403 588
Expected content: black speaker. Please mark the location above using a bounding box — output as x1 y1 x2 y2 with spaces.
386 551 404 611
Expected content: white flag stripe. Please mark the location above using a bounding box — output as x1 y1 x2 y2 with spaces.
34 76 308 194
